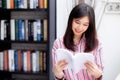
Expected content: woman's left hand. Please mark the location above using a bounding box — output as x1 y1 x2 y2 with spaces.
84 61 102 78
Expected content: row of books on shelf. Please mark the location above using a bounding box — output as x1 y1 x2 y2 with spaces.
0 50 46 72
0 19 47 41
0 0 47 9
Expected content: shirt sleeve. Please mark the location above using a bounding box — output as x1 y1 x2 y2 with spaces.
52 38 66 80
94 41 104 80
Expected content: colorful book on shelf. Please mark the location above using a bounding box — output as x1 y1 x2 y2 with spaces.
14 50 18 71
15 19 19 40
0 20 5 40
18 50 22 71
5 20 10 40
39 51 43 72
27 50 31 72
8 50 15 71
36 51 40 72
43 19 47 41
24 20 28 41
39 0 44 8
23 51 27 72
36 19 42 41
2 0 7 8
32 52 36 72
0 52 4 70
18 20 25 41
4 50 8 71
10 19 15 40
10 0 14 9
44 0 47 9
43 52 46 71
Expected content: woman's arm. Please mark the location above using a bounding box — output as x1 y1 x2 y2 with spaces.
52 39 67 80
84 42 104 79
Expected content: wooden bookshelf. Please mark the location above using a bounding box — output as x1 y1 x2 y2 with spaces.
0 0 56 80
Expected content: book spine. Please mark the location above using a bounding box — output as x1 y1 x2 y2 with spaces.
8 50 15 71
1 20 5 40
4 50 8 71
43 19 47 41
18 50 22 71
27 50 31 72
23 51 27 72
39 51 43 72
10 19 15 40
32 52 36 72
0 52 4 70
14 50 18 71
36 51 39 72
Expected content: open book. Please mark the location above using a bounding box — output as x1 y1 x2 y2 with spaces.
56 48 94 73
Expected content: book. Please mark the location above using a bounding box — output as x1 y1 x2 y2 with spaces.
4 50 8 71
14 50 18 71
8 50 15 71
32 52 37 72
18 50 22 71
39 51 43 72
56 48 94 73
0 52 4 70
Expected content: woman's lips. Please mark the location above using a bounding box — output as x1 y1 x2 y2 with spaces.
75 29 81 33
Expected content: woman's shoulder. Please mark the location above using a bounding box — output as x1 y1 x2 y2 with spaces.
53 36 65 48
97 38 103 49
53 36 64 46
54 36 64 43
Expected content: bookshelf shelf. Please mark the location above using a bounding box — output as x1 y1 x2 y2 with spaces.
11 10 48 19
12 42 47 51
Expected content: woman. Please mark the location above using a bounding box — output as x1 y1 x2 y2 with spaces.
52 3 104 80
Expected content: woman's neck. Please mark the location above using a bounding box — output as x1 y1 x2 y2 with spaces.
73 35 82 45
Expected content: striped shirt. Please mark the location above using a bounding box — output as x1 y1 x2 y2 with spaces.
52 36 104 80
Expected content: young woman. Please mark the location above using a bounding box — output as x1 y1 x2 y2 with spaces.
52 3 104 80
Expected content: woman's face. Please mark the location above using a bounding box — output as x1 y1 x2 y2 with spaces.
72 16 89 37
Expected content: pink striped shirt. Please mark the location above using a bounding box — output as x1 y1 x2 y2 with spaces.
52 36 104 80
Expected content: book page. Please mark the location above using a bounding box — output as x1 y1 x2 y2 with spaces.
73 53 94 73
56 49 94 74
56 49 73 69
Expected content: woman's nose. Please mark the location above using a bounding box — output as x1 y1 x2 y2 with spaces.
77 24 83 30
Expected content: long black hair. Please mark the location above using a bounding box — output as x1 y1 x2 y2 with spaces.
63 3 98 52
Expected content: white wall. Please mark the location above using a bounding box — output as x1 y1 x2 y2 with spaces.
56 0 68 38
56 0 120 80
56 0 74 38
98 13 120 80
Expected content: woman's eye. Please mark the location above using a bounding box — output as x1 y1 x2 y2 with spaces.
75 21 80 24
83 24 88 26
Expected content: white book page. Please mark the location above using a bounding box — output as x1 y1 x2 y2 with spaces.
56 49 73 69
56 49 94 73
73 53 94 73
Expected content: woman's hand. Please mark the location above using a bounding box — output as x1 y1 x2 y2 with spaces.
84 61 102 78
53 59 68 79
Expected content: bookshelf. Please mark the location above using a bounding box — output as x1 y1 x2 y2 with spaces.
0 0 56 80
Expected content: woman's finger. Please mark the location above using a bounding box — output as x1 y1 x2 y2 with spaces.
58 60 68 67
85 62 102 78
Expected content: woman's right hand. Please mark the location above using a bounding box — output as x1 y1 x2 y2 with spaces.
53 59 68 79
